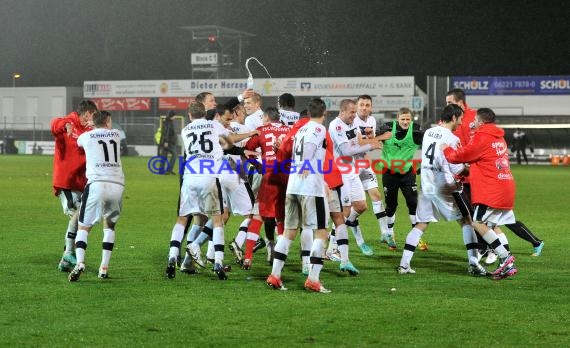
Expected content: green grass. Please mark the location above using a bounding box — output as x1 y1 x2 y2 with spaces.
1 156 569 347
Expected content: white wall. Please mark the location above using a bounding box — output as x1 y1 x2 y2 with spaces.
0 87 82 130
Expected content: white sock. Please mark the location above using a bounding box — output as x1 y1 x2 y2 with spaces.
372 200 388 236
387 215 396 235
462 224 479 265
101 228 115 270
271 237 292 278
308 238 326 282
497 233 510 252
207 240 215 260
300 228 313 265
235 218 250 247
169 223 185 259
481 229 509 259
194 230 210 246
186 224 201 244
335 224 349 263
399 227 423 268
75 229 89 265
347 208 365 246
65 214 78 254
213 227 224 264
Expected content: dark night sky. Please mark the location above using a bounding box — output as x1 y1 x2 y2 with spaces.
2 0 569 91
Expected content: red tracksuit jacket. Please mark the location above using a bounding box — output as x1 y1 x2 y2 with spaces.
444 123 515 209
50 112 92 195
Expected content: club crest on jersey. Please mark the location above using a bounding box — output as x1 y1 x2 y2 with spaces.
495 157 510 170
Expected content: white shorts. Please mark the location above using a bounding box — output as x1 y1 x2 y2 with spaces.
284 194 329 230
416 192 463 223
220 173 254 216
340 174 366 206
327 186 342 213
179 176 223 216
473 205 516 227
359 167 379 190
58 190 82 216
79 182 124 227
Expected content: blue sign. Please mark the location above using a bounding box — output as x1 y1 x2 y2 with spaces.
450 76 570 95
411 96 423 110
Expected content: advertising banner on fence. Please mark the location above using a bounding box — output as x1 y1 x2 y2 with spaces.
158 97 194 110
451 76 570 95
84 76 415 98
92 98 151 111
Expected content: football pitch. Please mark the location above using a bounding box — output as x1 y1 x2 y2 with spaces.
1 155 568 347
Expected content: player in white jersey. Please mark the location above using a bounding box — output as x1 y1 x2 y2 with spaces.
166 100 257 278
216 104 259 265
69 111 125 282
244 92 264 131
278 93 300 127
177 101 233 280
397 104 488 276
266 98 332 293
328 99 385 256
353 95 393 249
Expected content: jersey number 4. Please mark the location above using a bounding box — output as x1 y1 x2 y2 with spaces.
424 142 435 165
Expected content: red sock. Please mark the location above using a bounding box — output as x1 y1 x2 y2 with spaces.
244 219 262 260
276 221 284 236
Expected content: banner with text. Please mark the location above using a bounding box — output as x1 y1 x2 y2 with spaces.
84 76 415 98
451 76 570 95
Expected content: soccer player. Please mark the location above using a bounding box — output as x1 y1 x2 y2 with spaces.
328 99 383 256
244 92 264 131
164 92 216 277
377 107 424 250
68 111 125 281
165 91 255 278
266 98 331 293
167 102 256 278
196 91 217 111
50 100 97 272
216 104 258 265
279 114 360 276
226 99 256 261
177 101 233 280
242 107 290 269
278 93 300 127
397 104 487 276
446 88 544 258
352 95 392 249
443 107 518 280
242 92 267 253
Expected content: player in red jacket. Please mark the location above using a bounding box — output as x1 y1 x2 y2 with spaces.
242 107 290 269
443 108 517 280
50 100 97 272
446 88 544 258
